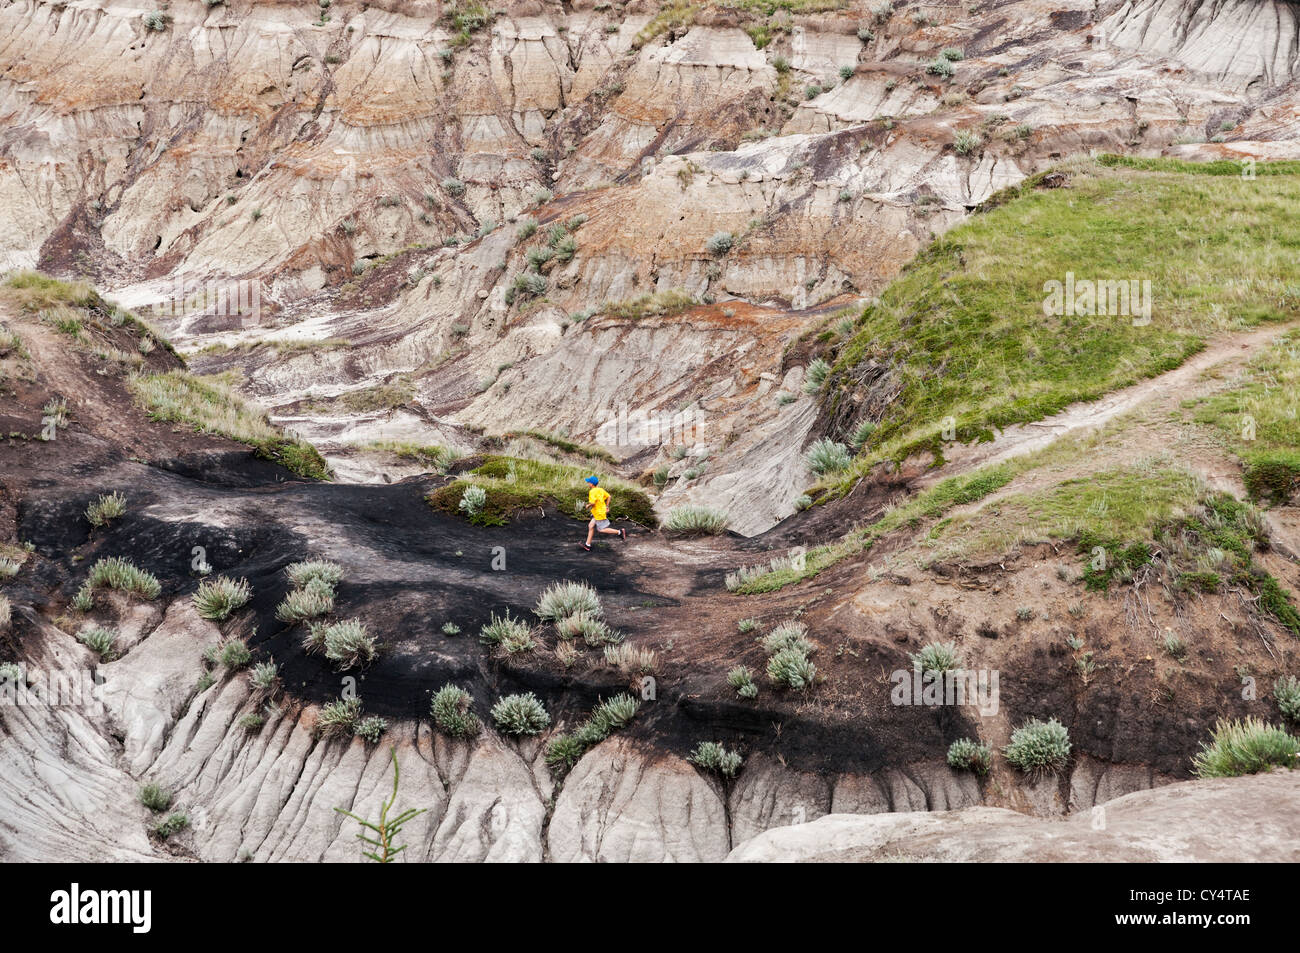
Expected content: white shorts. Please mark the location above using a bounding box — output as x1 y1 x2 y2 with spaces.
594 519 610 530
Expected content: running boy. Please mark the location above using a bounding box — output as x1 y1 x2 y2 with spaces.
582 476 626 551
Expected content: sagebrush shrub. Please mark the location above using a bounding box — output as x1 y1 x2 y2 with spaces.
705 231 734 256
536 580 602 621
603 642 657 675
479 611 530 648
767 645 816 691
308 619 377 670
192 576 252 621
804 438 851 474
664 505 729 534
276 578 335 623
728 665 758 699
317 697 363 738
947 738 993 775
759 621 814 657
431 684 480 738
286 559 343 590
78 625 117 659
218 638 252 670
1192 717 1300 778
85 492 127 527
354 715 388 744
909 640 962 674
458 484 487 517
1275 676 1300 722
802 357 830 394
491 692 551 735
87 556 161 599
689 741 743 777
1003 717 1071 773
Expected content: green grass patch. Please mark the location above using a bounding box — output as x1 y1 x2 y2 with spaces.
823 157 1300 497
128 370 330 480
427 455 656 527
1188 328 1300 504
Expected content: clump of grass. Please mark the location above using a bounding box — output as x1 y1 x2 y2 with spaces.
689 741 742 778
153 813 189 840
737 618 758 633
286 559 343 590
305 619 377 670
85 492 127 527
767 645 816 691
602 289 698 321
128 371 329 480
1192 717 1299 778
491 692 551 736
248 660 280 700
354 715 388 744
556 610 618 645
316 697 363 738
953 130 982 155
192 576 252 621
479 610 531 648
536 580 601 621
664 505 729 535
926 57 955 78
1003 717 1071 774
139 783 172 813
86 556 161 600
603 642 657 675
946 738 992 775
218 638 252 670
802 357 831 394
441 621 461 635
705 231 734 256
728 665 758 699
276 578 335 623
909 640 962 674
431 684 480 738
545 693 640 773
759 621 814 656
1275 676 1300 722
804 438 852 475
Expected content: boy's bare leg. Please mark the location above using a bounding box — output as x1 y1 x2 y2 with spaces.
597 527 621 535
586 519 597 546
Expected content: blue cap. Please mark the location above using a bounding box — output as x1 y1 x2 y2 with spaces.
585 476 598 485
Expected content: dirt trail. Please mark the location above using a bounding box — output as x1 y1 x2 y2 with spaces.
919 322 1299 488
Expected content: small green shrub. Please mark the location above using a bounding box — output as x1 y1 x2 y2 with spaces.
86 556 161 599
85 492 127 527
767 645 816 691
536 580 602 621
491 692 551 735
153 812 189 840
737 618 757 633
443 177 466 196
249 660 280 698
759 621 814 656
926 58 954 78
192 576 252 621
458 484 487 518
804 438 851 474
286 559 344 590
307 619 376 670
1192 717 1300 778
218 638 252 670
354 715 388 744
953 130 982 155
317 697 363 738
728 665 758 699
139 783 172 813
77 625 117 659
689 741 742 777
909 640 961 674
1003 717 1071 773
479 610 531 648
940 47 964 61
431 684 480 738
276 578 335 623
1275 676 1300 722
802 357 831 394
603 642 657 675
947 738 992 775
705 232 734 256
441 621 461 635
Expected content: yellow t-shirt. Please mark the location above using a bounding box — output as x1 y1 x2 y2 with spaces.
588 486 610 520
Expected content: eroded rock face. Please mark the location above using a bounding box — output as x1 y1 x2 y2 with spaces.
726 770 1300 862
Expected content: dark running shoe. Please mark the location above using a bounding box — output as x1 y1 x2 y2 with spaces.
581 542 592 551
